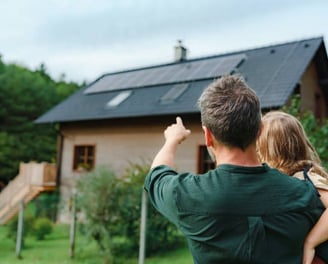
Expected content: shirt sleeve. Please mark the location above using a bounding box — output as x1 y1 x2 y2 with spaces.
144 165 180 224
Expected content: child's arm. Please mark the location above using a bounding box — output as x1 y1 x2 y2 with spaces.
303 189 328 264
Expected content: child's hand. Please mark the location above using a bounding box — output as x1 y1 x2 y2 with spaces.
302 243 315 264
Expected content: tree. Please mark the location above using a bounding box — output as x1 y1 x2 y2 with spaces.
0 62 80 183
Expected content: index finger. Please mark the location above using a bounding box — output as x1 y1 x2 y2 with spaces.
176 116 183 126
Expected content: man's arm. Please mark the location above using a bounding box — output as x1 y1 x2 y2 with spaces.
145 117 191 224
151 116 191 169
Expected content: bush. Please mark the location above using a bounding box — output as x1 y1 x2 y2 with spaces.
33 191 60 221
32 217 53 240
118 162 185 256
6 213 35 247
76 162 184 262
76 166 121 262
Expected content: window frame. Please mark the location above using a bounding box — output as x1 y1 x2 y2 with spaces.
197 145 216 174
73 145 96 172
105 90 132 108
159 83 189 104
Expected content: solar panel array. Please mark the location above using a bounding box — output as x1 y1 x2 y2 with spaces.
84 53 246 94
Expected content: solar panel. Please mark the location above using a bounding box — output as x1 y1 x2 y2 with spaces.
84 53 246 94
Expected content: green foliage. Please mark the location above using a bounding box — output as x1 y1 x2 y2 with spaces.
282 95 328 168
6 203 54 247
6 213 35 247
0 223 191 263
76 163 184 263
119 162 185 256
76 166 120 263
32 217 53 240
34 191 60 221
0 61 81 183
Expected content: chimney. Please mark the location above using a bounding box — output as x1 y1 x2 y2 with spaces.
174 40 187 62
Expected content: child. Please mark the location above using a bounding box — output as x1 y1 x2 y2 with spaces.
257 111 328 264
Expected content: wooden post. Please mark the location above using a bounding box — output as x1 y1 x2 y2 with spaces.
16 200 24 259
69 191 77 258
138 190 148 264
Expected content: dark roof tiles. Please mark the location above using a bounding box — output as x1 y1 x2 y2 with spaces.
36 37 326 123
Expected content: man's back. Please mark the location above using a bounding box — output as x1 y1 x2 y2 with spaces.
145 75 326 263
145 164 324 263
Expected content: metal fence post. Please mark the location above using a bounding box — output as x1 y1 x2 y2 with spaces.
138 190 148 264
69 190 77 258
16 200 24 259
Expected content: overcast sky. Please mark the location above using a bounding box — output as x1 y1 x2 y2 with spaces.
0 0 327 84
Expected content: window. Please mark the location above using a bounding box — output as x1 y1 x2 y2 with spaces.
106 90 132 108
160 83 189 104
73 145 95 171
197 145 216 173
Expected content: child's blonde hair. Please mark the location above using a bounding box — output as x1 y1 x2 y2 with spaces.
257 111 328 177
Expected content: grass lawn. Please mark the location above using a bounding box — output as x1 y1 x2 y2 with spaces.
0 224 192 264
145 246 192 264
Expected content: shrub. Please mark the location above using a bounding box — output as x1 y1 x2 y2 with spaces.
6 213 35 247
33 191 59 221
118 162 185 256
76 166 121 262
32 217 53 240
76 162 185 262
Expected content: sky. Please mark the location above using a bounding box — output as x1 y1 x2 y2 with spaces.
0 0 327 84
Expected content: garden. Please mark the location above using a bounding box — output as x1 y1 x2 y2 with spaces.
0 163 192 264
0 223 191 264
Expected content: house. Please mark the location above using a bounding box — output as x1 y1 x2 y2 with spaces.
36 37 328 222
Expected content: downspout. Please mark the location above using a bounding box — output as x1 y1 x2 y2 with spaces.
55 124 64 188
54 123 64 220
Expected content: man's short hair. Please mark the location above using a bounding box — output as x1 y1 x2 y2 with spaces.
198 75 261 150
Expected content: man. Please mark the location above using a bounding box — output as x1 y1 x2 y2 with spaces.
144 75 325 263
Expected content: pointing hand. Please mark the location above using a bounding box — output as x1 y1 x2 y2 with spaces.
164 116 191 145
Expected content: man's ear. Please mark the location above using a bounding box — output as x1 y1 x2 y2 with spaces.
257 121 263 138
202 126 214 147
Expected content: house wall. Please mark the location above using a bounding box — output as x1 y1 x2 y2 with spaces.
56 60 328 222
300 61 327 118
57 115 204 223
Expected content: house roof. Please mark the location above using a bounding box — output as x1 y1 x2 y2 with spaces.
36 37 328 124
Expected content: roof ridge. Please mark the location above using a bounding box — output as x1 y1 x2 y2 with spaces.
94 36 324 79
238 36 323 53
36 35 328 124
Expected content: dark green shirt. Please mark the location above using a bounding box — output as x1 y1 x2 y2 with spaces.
144 164 325 264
